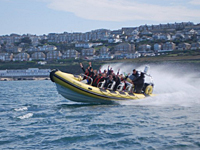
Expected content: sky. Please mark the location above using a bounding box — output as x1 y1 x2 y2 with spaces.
0 0 200 36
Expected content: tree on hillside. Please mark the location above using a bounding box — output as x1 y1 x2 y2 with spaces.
14 37 32 46
21 37 32 45
39 39 48 45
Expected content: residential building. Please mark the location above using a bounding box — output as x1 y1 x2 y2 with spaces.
139 22 194 31
81 48 96 56
90 29 110 41
6 45 22 53
62 49 79 59
29 35 40 46
152 34 171 41
154 43 162 52
47 33 59 43
38 45 57 51
114 43 135 53
0 34 21 45
0 53 13 61
172 33 185 41
197 30 200 40
132 29 140 36
75 43 93 48
27 46 39 52
14 52 30 61
114 52 140 59
138 44 151 52
46 51 62 60
75 42 102 48
93 54 114 60
127 35 140 42
124 52 141 59
140 31 152 36
110 29 123 36
162 42 176 51
178 43 191 50
108 37 122 43
122 27 137 35
31 52 46 60
136 36 152 43
184 29 197 35
191 42 200 50
99 46 109 55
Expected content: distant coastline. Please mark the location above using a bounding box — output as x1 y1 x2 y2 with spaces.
0 68 50 81
1 54 200 78
0 77 50 81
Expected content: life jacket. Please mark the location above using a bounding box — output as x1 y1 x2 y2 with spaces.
96 77 103 84
93 76 99 84
84 72 89 79
123 80 127 90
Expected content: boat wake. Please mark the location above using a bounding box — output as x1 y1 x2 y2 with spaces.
101 63 200 107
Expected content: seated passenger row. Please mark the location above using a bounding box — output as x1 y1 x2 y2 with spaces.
80 62 145 93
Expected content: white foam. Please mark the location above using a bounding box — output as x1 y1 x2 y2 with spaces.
17 113 33 119
101 63 200 107
14 106 28 112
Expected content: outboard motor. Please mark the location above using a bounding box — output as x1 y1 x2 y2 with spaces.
144 65 150 74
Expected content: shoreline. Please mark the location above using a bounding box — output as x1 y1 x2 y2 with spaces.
1 55 200 76
0 77 50 81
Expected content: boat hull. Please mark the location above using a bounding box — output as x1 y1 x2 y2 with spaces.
56 83 114 104
50 69 152 104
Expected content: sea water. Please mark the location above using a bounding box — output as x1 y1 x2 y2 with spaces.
0 63 200 150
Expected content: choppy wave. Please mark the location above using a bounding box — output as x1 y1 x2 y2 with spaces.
14 106 28 112
1 65 200 149
17 113 33 119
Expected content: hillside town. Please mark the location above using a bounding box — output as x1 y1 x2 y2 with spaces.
0 21 200 62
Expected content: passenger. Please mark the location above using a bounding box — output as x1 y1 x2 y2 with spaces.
113 73 120 91
91 70 98 86
127 69 139 82
101 73 108 81
108 67 113 76
103 69 107 74
98 67 102 74
92 70 97 79
117 69 120 76
95 73 107 88
88 62 94 79
133 72 145 93
80 63 91 84
118 74 127 91
93 73 105 87
104 74 113 89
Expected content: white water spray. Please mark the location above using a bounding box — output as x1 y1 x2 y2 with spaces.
101 63 200 106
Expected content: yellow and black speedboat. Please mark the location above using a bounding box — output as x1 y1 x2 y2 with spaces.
50 69 154 104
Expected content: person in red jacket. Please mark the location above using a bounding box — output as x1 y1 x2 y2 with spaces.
80 63 91 84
